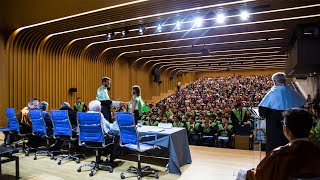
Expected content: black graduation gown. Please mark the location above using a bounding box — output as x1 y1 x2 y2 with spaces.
259 106 288 153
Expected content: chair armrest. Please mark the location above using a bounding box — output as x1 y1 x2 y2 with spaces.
104 133 115 147
139 134 158 148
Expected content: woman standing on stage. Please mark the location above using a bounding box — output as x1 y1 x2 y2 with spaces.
128 85 149 124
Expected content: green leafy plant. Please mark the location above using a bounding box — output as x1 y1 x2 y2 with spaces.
309 120 320 146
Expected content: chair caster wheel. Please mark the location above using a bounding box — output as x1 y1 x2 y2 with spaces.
120 175 125 179
156 175 159 179
76 159 80 164
109 169 113 173
33 156 37 160
89 172 94 177
138 175 142 180
77 168 81 172
50 156 54 160
25 152 29 156
57 161 61 165
54 158 57 161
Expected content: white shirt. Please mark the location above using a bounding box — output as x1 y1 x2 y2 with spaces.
87 111 110 134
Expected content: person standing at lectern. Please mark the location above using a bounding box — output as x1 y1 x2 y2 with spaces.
96 77 120 123
258 72 306 153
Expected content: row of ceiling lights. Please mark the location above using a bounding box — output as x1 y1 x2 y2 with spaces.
107 10 251 39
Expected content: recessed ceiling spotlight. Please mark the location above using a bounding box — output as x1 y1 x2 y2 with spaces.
216 13 226 24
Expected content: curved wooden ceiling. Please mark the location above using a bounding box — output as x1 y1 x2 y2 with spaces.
3 0 320 73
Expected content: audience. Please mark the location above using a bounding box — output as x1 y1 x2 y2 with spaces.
138 75 274 147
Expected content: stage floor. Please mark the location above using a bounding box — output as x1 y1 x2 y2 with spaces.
0 135 265 180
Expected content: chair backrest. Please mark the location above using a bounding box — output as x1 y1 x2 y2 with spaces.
116 112 138 145
51 110 72 137
77 112 104 144
5 108 19 132
29 109 47 134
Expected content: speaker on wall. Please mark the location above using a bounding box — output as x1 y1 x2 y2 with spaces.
69 88 77 93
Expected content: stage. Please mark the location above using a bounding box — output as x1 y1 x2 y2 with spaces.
0 132 265 180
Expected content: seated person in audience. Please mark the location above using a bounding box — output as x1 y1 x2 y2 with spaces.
25 101 53 149
201 114 216 145
59 102 77 129
50 102 81 151
216 111 223 123
3 99 36 145
86 100 120 166
186 116 202 143
17 99 39 134
142 114 159 126
161 116 169 123
73 97 88 112
243 108 320 180
217 117 234 148
87 100 111 134
173 116 185 128
38 101 53 136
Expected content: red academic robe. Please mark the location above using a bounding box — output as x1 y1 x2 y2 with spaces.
247 140 320 180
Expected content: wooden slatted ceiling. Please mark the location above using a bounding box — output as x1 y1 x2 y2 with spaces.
4 0 319 72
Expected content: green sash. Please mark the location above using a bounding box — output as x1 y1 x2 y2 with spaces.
74 102 84 111
232 108 246 122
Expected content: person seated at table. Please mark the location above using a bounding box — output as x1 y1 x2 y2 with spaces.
243 108 320 180
217 117 234 148
173 116 186 128
142 114 159 126
186 116 202 144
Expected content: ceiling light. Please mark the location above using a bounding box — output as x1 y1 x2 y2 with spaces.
138 26 146 35
157 24 162 32
194 17 203 27
107 32 115 40
216 14 226 24
176 21 181 30
240 10 250 21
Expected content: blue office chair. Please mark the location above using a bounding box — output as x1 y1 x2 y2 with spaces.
51 110 84 165
76 112 114 177
0 108 30 155
29 109 55 160
116 112 160 180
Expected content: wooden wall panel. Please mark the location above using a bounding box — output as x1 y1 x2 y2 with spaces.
0 33 194 127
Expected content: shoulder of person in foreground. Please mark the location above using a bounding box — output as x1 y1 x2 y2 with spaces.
246 143 293 180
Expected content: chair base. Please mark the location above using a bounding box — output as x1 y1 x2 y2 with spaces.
120 165 159 180
77 161 113 177
55 153 85 165
34 150 59 160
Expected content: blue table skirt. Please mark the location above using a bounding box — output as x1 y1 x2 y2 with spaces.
112 126 192 175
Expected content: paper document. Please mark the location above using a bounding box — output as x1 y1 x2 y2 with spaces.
147 128 165 132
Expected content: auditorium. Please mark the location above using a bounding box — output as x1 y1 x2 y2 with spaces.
1 0 320 179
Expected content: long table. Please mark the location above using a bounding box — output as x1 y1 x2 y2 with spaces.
113 126 192 175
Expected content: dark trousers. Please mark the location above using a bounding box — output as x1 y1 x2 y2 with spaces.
101 100 112 123
266 115 288 153
133 110 141 125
